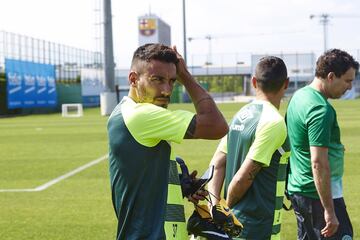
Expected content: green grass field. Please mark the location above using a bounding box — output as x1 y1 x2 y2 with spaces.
0 99 359 239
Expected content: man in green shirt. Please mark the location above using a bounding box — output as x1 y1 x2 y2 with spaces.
107 43 228 239
208 56 290 239
286 49 358 239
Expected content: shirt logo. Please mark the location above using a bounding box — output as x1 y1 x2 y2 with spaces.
237 108 253 123
230 124 245 131
172 224 178 238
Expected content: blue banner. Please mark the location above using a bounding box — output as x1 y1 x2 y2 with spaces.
23 62 36 107
80 68 103 107
6 59 57 109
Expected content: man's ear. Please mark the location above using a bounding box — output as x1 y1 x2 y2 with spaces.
251 76 257 89
327 72 336 83
129 71 138 87
284 77 290 90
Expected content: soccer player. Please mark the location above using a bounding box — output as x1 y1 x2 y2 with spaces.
107 43 228 239
208 56 290 239
286 49 358 239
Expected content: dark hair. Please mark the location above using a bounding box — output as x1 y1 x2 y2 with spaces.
255 56 288 93
315 49 359 78
131 43 178 73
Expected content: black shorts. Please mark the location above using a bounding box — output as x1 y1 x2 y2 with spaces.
290 194 353 240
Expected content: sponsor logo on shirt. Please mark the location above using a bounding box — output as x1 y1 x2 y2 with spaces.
172 224 178 238
230 124 245 131
237 108 253 122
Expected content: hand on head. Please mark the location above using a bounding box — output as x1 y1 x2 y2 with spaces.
172 45 189 84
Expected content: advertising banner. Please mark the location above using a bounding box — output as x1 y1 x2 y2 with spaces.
6 59 57 109
80 68 103 107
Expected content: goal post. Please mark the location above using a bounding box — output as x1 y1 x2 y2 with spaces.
61 103 83 117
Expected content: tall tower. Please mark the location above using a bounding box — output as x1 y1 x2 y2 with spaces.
138 14 171 46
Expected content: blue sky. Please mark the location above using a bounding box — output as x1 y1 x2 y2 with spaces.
1 0 360 67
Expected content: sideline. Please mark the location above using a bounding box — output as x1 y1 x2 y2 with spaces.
0 154 108 193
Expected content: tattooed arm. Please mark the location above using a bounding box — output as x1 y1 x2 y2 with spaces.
226 158 263 208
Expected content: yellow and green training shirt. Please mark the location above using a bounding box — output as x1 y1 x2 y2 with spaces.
218 100 290 240
107 96 194 240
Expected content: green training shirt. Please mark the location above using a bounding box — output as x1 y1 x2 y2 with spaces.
107 96 194 240
286 86 344 199
219 100 290 240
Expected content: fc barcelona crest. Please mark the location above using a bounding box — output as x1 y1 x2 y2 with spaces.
139 18 157 36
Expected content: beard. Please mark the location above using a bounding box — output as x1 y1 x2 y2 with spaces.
137 86 170 108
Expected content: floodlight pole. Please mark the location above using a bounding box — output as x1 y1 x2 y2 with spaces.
100 0 117 116
310 14 330 52
319 14 330 52
103 0 115 92
182 0 187 65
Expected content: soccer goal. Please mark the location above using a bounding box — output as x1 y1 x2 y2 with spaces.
61 103 83 117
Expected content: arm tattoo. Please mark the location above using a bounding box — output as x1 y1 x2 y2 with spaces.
195 96 213 107
247 161 263 181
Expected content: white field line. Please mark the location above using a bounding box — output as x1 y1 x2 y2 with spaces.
0 154 108 193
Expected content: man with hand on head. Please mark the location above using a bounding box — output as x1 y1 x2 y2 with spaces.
107 43 228 240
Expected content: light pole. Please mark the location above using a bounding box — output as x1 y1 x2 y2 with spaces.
182 0 187 65
310 14 330 52
205 35 212 65
100 0 117 116
188 35 213 65
236 60 246 96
